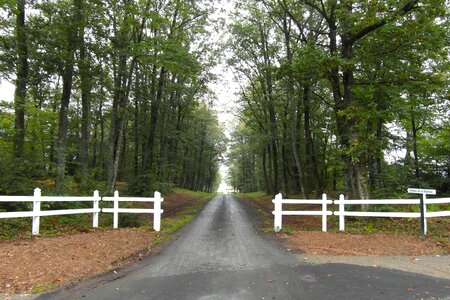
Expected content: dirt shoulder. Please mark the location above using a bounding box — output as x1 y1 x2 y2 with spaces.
1 228 156 295
277 231 450 280
301 255 450 280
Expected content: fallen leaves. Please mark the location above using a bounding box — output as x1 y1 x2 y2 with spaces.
286 231 446 256
0 228 155 294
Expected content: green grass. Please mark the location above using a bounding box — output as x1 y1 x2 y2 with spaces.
172 188 215 200
235 191 274 232
152 193 213 245
31 283 58 294
235 191 266 199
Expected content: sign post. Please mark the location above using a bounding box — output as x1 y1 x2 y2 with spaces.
407 188 436 236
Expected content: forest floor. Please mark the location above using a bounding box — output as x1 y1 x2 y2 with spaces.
1 192 449 298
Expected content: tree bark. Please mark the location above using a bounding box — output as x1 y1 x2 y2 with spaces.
56 1 78 194
303 85 321 194
283 17 306 198
13 0 29 160
410 109 420 179
76 0 92 188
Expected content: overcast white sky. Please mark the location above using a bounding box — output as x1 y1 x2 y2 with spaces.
209 0 240 192
0 80 14 102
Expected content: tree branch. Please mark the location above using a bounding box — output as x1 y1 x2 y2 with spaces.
350 0 419 42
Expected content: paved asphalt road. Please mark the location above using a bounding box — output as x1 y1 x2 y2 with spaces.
41 195 450 300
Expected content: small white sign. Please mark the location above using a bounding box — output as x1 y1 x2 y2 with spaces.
407 188 436 195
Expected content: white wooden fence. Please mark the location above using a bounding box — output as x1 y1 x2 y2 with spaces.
272 193 333 232
0 188 101 235
335 195 450 235
102 191 163 231
273 194 450 235
0 189 163 235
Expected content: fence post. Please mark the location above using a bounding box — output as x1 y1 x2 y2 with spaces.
93 190 99 228
32 188 41 235
113 190 119 229
273 193 282 232
339 194 345 231
322 193 328 232
154 191 161 232
423 194 428 235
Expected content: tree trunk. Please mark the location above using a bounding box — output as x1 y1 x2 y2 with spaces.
56 2 78 194
143 66 165 172
107 51 129 192
76 0 92 188
410 109 420 179
303 85 321 195
13 0 29 160
282 16 306 198
133 67 141 177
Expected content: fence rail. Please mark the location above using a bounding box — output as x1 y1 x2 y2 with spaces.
273 194 450 235
102 190 163 231
272 193 332 232
0 188 100 235
0 189 163 234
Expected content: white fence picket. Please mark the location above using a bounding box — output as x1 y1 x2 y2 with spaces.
333 195 450 235
0 189 109 235
102 190 164 232
272 193 332 232
273 193 450 235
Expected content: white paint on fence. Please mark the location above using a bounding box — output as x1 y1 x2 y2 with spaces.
33 188 41 235
102 191 163 232
334 196 450 235
272 193 332 232
334 197 422 232
0 188 101 235
273 193 450 235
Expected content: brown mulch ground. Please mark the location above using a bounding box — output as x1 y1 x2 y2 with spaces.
0 228 156 294
281 231 448 256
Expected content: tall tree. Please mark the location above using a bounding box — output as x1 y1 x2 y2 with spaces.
56 0 79 194
13 0 28 160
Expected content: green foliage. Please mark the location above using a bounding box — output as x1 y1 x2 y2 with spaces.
0 0 223 196
226 0 450 198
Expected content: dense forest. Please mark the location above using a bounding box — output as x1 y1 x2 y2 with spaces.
0 0 226 196
0 0 449 199
226 0 449 198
